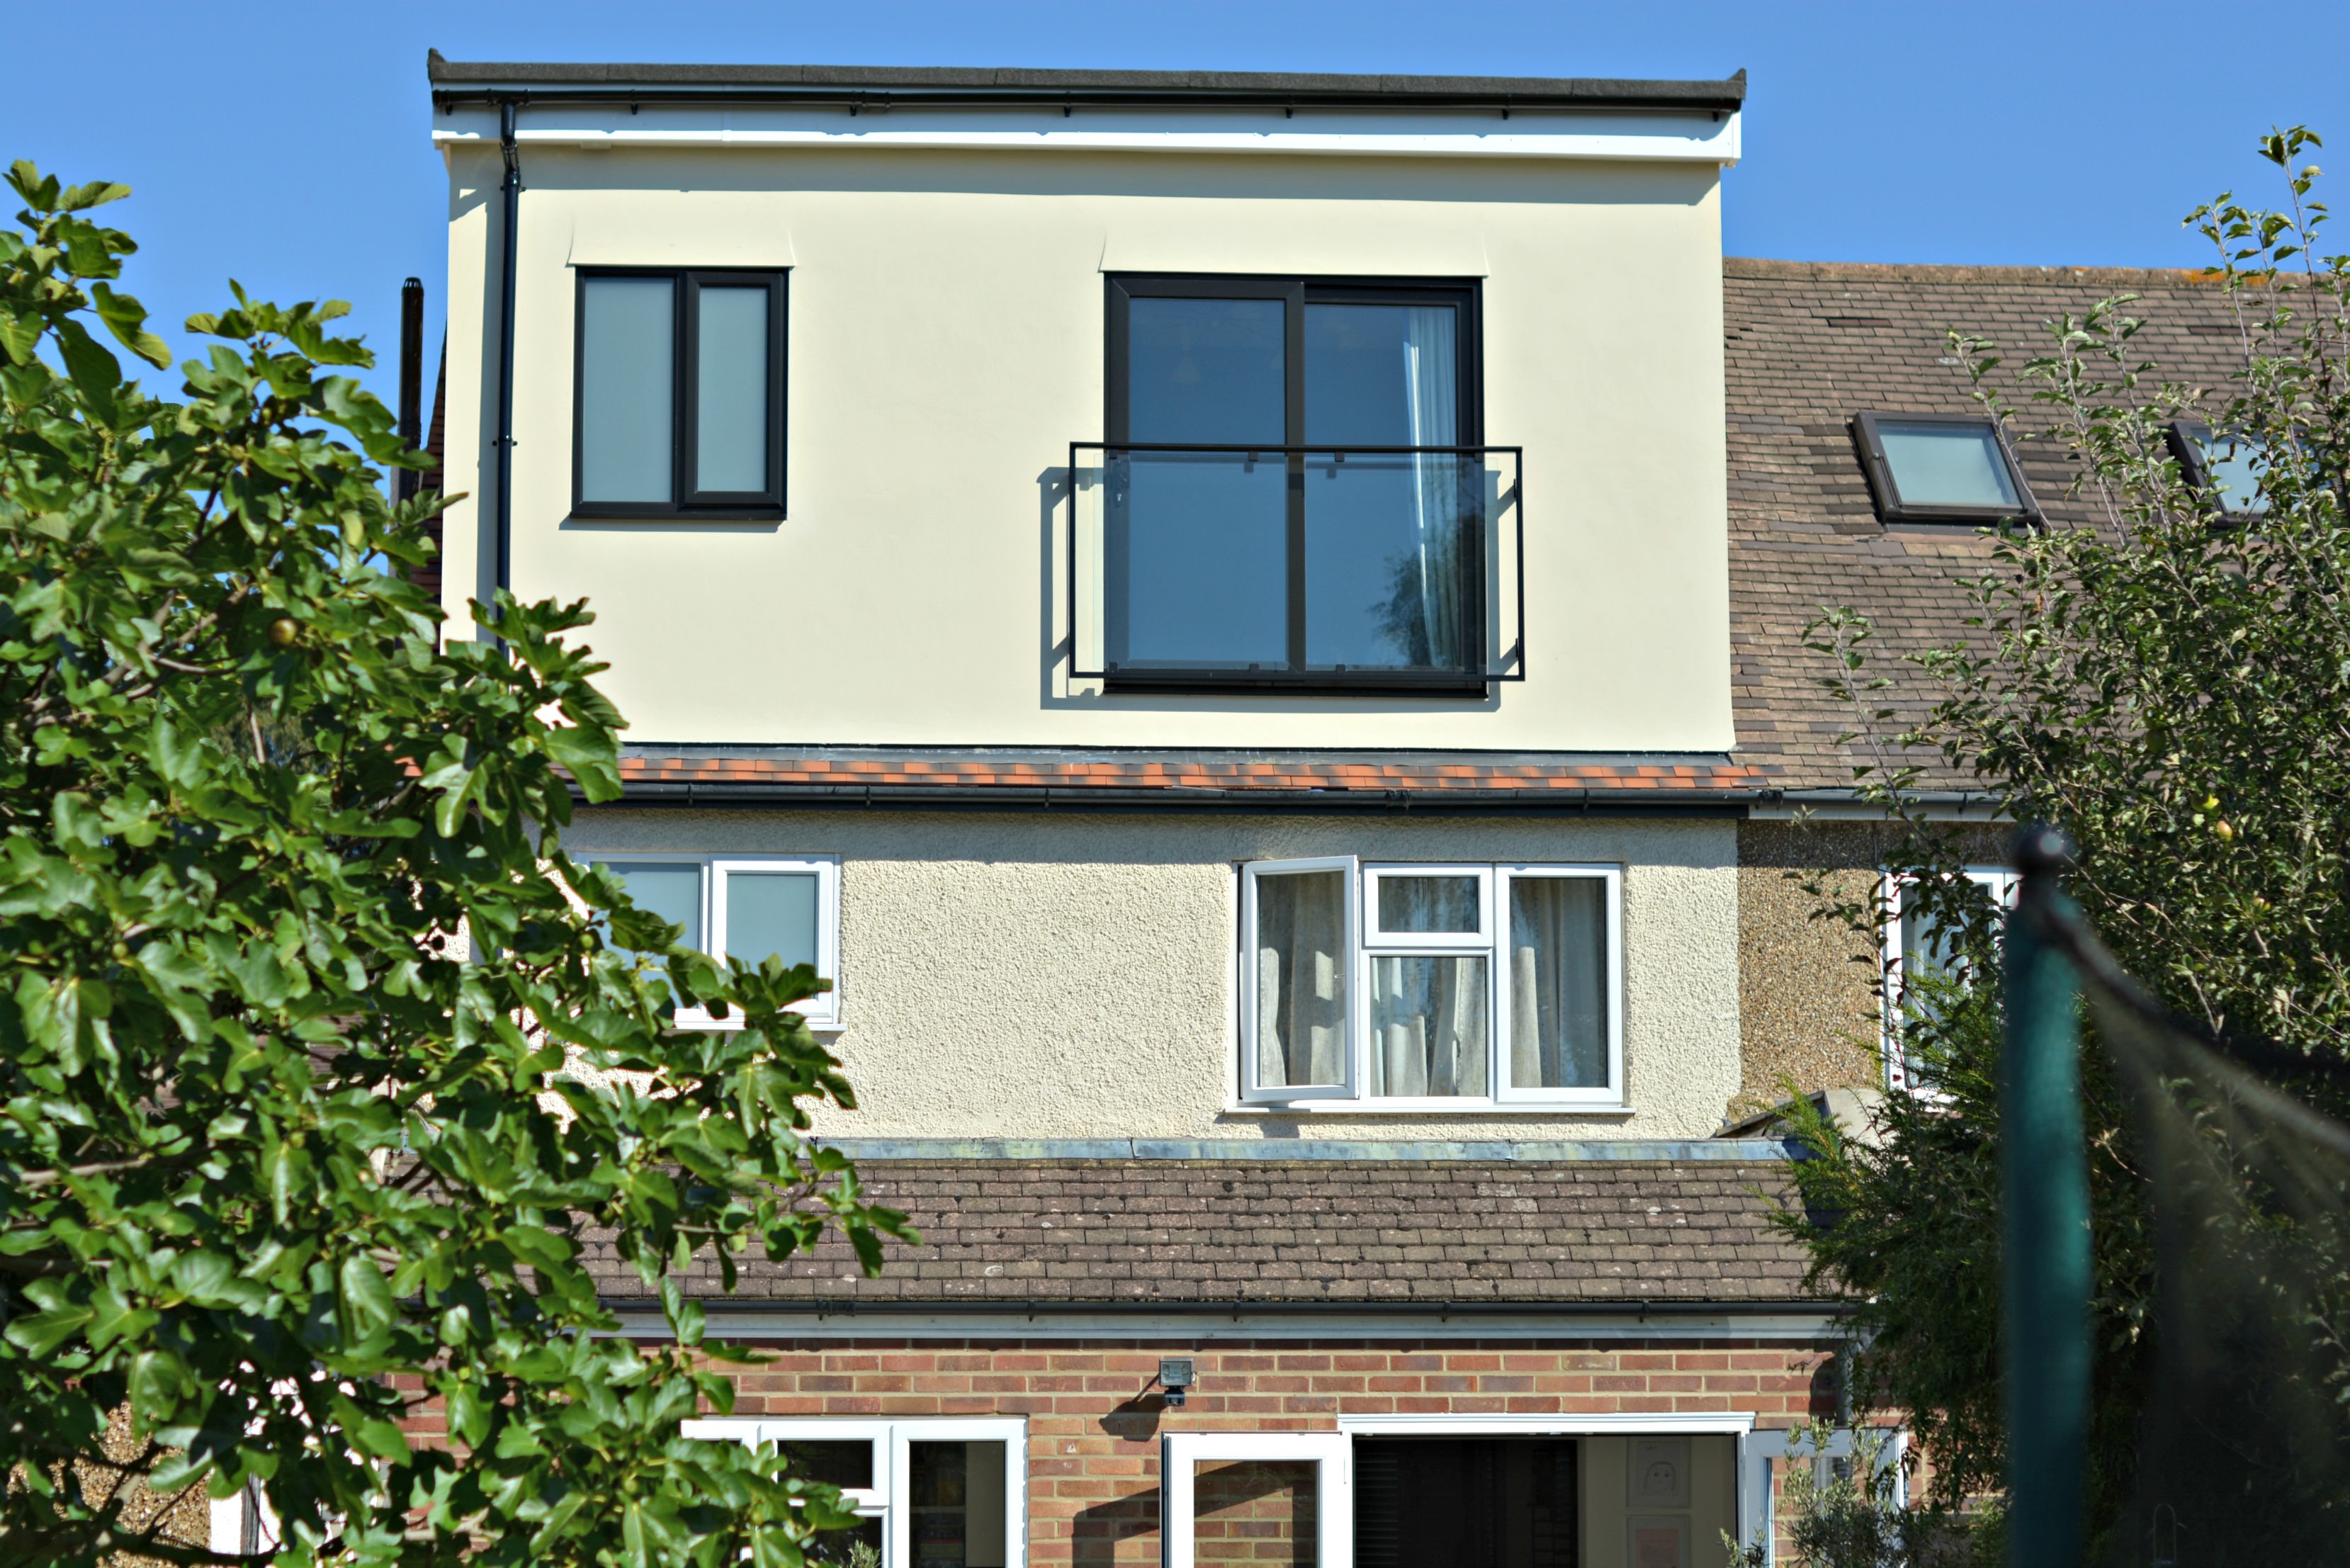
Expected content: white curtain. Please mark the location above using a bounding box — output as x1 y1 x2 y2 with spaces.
1508 878 1607 1088
1255 872 1348 1088
1401 307 1465 669
1371 955 1488 1097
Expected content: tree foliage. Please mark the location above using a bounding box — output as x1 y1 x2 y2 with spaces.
0 164 909 1566
1775 128 2350 1548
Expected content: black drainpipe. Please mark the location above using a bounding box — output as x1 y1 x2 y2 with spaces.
395 276 424 503
492 96 522 617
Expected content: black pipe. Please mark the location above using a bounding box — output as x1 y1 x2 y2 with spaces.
396 277 424 503
493 97 521 615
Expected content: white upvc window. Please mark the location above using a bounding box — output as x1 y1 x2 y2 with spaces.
589 852 842 1028
682 1416 1027 1567
1239 859 1623 1110
1882 866 2016 1094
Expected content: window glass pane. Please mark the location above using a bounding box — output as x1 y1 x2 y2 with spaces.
695 284 770 493
805 1516 883 1565
1876 420 2019 510
1304 303 1456 447
1253 870 1348 1090
725 870 818 970
1127 296 1284 444
580 276 674 502
1507 878 1608 1089
910 1441 1007 1568
777 1438 874 1491
1105 451 1287 670
594 860 702 954
1376 875 1481 935
2198 430 2269 514
1369 954 1488 1097
1303 304 1472 671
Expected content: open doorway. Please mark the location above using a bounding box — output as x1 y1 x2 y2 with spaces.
1355 1438 1578 1567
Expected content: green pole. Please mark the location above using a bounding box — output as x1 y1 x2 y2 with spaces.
2003 825 2091 1567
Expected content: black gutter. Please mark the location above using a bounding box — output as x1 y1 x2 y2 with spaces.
492 97 521 616
591 781 1771 817
599 1295 1837 1321
426 55 1746 115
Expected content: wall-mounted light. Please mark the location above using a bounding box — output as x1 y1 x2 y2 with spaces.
1158 1358 1195 1409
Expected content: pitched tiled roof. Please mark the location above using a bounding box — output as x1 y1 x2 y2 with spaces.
613 747 1771 807
587 1158 1821 1307
1725 257 2257 789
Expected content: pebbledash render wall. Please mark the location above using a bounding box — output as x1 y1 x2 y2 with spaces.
562 807 1743 1141
392 1337 1840 1567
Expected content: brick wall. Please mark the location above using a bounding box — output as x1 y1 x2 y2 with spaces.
711 1335 1841 1566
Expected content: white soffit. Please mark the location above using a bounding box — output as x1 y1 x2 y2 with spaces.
433 104 1742 165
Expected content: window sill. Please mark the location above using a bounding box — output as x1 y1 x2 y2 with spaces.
567 506 788 524
1226 1101 1634 1117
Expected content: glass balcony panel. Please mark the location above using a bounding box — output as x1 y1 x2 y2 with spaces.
1105 451 1288 670
1304 450 1479 671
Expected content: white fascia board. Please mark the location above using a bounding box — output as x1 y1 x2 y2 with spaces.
604 1307 1840 1342
1338 1411 1756 1435
431 103 1741 165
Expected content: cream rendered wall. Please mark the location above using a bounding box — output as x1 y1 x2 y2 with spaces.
563 808 1741 1141
438 142 1732 752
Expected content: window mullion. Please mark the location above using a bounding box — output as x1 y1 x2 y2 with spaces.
1284 281 1307 673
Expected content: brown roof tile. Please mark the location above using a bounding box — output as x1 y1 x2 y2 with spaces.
1724 256 2259 789
589 1158 1822 1307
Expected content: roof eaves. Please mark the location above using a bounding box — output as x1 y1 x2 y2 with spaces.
424 50 1747 113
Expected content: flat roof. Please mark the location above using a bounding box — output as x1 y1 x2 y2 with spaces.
425 50 1746 113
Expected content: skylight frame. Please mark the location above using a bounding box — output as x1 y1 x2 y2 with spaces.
2164 419 2270 522
1851 410 2043 525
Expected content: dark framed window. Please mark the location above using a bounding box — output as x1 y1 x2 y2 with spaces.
1100 273 1486 692
2164 419 2269 519
1852 410 2039 524
572 269 786 519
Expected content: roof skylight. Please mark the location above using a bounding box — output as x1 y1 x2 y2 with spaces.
2166 420 2270 518
1853 412 2039 524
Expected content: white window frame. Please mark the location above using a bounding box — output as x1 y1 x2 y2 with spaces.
593 852 842 1030
683 1415 1028 1567
1362 864 1492 949
1238 855 1360 1103
1881 866 2016 1094
1238 859 1625 1111
1162 1430 1351 1568
1492 863 1625 1107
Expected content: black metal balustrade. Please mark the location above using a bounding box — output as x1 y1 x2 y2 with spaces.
1066 443 1525 693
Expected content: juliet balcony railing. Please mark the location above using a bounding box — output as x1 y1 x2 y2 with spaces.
1067 443 1525 693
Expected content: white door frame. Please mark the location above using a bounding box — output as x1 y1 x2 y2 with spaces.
1162 1430 1352 1568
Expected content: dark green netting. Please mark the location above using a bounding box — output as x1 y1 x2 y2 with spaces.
2064 925 2350 1567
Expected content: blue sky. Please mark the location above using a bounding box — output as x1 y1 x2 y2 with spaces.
6 0 2346 412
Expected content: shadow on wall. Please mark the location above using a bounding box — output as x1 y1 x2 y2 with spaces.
1073 1459 1316 1568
